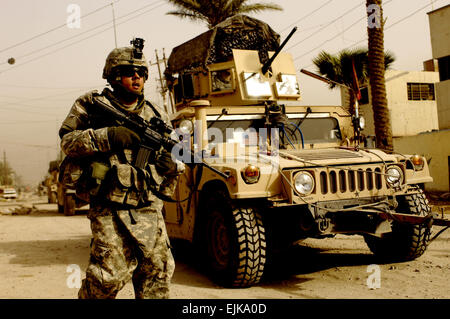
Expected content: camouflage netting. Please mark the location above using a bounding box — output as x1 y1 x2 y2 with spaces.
165 15 280 77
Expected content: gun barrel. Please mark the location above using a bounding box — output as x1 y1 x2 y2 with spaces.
262 26 297 75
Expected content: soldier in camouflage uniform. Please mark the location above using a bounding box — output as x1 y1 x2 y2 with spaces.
59 39 183 299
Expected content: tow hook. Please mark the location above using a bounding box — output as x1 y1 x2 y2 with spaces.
317 218 331 233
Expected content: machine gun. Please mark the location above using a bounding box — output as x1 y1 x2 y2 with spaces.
245 26 297 82
261 26 297 75
92 97 228 178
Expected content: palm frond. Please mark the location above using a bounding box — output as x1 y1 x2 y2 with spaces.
166 0 201 11
384 50 395 69
312 47 395 90
164 0 283 28
239 3 283 15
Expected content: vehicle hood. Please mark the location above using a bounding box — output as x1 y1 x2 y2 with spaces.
276 148 398 168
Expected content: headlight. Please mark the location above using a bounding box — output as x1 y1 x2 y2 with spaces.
294 171 315 196
179 119 194 134
241 164 260 184
385 166 404 188
410 154 424 171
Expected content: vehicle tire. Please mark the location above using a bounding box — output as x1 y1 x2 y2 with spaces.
64 195 76 216
203 190 266 287
364 189 432 261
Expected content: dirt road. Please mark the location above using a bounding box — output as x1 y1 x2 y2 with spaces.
0 194 449 299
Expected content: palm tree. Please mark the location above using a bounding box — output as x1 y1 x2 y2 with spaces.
165 0 282 29
366 0 393 152
312 48 394 115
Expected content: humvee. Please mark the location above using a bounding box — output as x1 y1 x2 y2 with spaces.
162 15 435 287
48 158 88 216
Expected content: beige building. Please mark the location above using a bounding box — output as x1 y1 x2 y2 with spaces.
394 130 450 192
339 4 450 192
342 70 440 137
428 4 450 130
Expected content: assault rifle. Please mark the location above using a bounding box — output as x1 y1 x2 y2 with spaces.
92 97 228 178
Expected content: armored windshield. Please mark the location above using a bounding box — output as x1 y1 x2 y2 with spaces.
206 115 341 146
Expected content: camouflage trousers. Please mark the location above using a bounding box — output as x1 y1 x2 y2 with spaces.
78 205 175 299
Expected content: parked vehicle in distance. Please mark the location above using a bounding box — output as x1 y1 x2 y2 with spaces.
1 188 18 199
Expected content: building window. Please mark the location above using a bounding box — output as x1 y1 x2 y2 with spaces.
438 55 450 82
407 83 435 101
359 87 369 105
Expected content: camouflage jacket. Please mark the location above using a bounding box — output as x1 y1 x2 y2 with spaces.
59 88 182 208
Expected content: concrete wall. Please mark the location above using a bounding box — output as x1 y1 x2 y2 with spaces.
390 5 450 192
428 5 450 130
385 70 439 136
428 4 450 60
436 80 450 130
394 130 450 192
341 70 440 137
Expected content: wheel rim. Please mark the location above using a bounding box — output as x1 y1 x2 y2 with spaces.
208 210 231 269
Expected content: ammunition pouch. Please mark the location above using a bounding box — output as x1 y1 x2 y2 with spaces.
59 152 169 207
106 161 171 206
59 156 110 203
107 164 143 206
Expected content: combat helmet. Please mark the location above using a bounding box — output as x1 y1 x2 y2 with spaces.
102 38 149 80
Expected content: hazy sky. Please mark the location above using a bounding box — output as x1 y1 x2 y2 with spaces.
0 0 446 187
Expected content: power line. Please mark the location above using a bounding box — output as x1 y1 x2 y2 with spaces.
293 0 395 61
0 1 166 74
0 86 106 116
0 1 122 54
299 0 440 69
0 83 104 89
286 0 366 52
279 0 335 34
0 140 57 149
1 0 164 66
293 16 366 61
384 0 439 30
0 86 101 107
342 0 441 51
0 104 65 117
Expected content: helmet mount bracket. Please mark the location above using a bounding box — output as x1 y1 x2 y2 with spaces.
130 38 145 60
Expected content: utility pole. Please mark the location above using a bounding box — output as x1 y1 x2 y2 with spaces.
162 48 176 114
3 151 7 186
111 2 118 48
151 49 173 114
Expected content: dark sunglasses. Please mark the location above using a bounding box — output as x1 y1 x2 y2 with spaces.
117 66 148 78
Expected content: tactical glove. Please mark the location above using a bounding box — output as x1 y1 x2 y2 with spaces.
155 149 178 174
107 126 141 150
